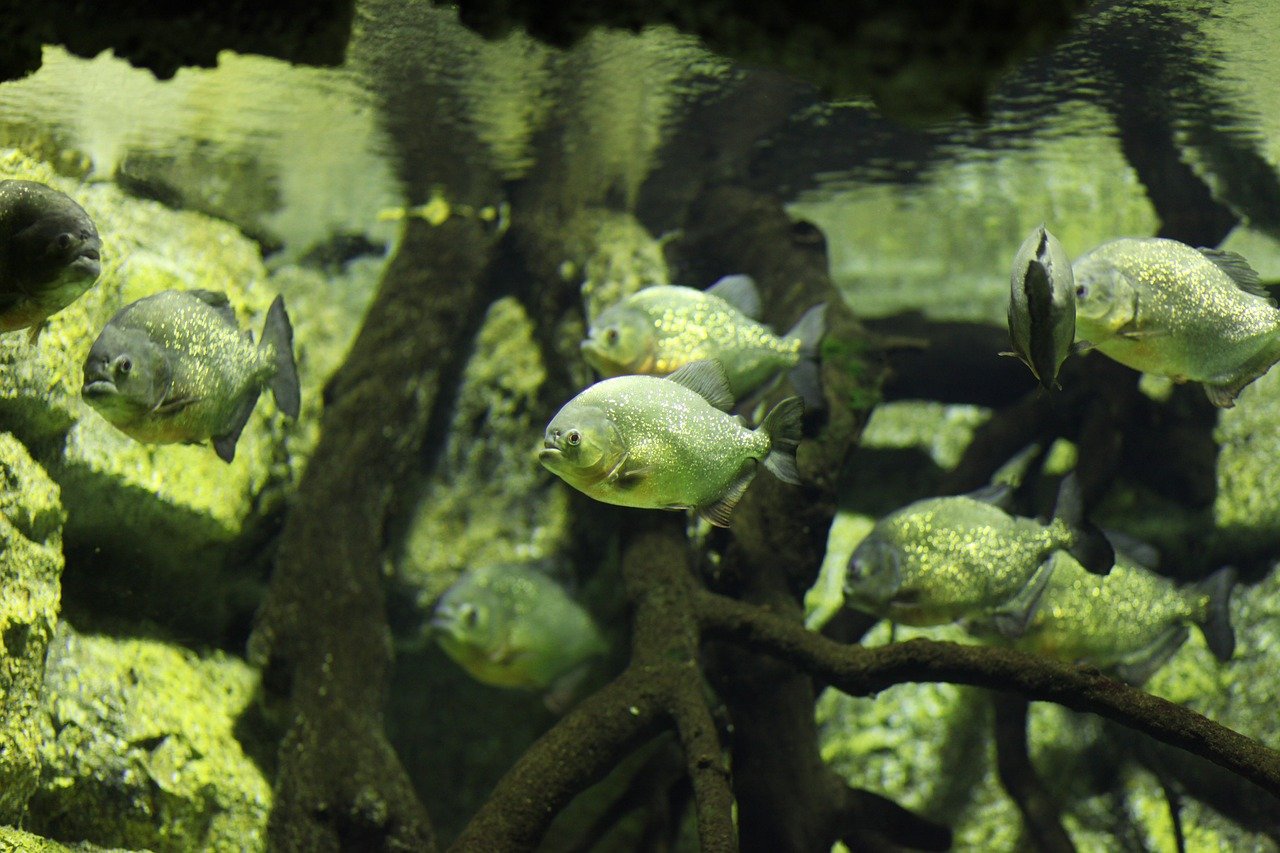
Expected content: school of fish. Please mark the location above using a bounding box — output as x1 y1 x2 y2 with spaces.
1 175 1249 698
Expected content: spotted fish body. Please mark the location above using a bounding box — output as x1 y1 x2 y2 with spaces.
0 179 102 340
970 551 1235 684
81 289 300 462
843 478 1114 627
539 360 802 526
1007 224 1075 389
431 563 607 691
1072 237 1280 407
581 276 824 399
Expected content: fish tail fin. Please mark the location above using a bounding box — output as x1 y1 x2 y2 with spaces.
758 395 804 485
261 295 301 419
1193 566 1237 662
786 303 827 410
787 302 827 360
1053 472 1115 575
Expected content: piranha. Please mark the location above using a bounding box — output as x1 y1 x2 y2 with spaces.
1006 223 1078 389
0 179 102 342
580 275 825 401
1072 237 1280 407
969 550 1236 685
81 289 300 462
842 476 1114 627
431 563 608 701
539 359 803 527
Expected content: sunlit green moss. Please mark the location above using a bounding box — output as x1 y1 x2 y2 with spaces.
0 433 65 824
29 626 270 852
0 826 140 852
399 297 571 605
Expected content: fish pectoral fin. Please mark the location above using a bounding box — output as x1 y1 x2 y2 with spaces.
1203 383 1239 408
151 395 199 415
603 454 651 488
25 322 45 345
1114 324 1165 341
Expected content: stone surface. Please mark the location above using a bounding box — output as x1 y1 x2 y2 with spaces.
0 434 65 825
27 626 271 852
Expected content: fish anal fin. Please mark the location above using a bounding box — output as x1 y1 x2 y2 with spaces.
1203 383 1239 408
1114 626 1189 685
705 274 762 318
211 391 261 463
666 359 734 411
698 465 757 527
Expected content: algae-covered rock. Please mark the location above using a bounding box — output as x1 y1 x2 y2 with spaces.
1213 364 1280 546
27 626 270 852
399 297 571 605
0 434 65 824
0 826 141 852
0 147 337 639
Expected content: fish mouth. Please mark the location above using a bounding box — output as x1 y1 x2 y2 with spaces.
538 447 562 465
68 249 101 279
81 379 118 399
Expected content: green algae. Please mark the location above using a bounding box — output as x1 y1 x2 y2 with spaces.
0 433 65 825
28 626 270 852
398 297 571 605
0 826 141 852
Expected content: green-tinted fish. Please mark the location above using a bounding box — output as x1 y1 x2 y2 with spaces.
969 551 1235 684
539 359 802 527
842 477 1114 626
81 289 300 462
0 179 101 342
580 275 825 401
1072 237 1280 407
1006 223 1076 389
431 563 607 694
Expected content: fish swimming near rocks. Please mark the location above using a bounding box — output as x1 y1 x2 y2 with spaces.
431 563 608 700
81 289 300 462
580 275 825 402
1006 223 1078 389
969 550 1235 685
539 359 803 527
0 179 102 342
843 475 1115 627
1073 237 1280 407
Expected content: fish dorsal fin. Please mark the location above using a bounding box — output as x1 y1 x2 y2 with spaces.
187 289 240 325
1198 248 1272 301
705 274 762 318
666 359 734 411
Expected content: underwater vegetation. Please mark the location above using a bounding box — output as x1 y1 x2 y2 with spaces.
6 1 1280 852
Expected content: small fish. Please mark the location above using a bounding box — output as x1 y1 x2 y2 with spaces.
539 359 803 527
843 475 1114 627
0 179 102 342
81 289 300 462
431 563 607 696
580 275 825 401
969 551 1235 685
1073 237 1280 407
1005 224 1077 389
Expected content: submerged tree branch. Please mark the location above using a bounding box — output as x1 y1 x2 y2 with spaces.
695 590 1280 799
993 693 1076 853
452 522 737 852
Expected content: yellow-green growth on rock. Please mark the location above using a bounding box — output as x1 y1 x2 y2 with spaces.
400 297 570 604
28 626 270 852
0 825 140 852
0 433 65 824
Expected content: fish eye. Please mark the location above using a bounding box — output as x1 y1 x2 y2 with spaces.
56 233 73 250
1075 284 1087 298
566 429 581 446
604 328 620 346
459 603 479 628
117 357 132 375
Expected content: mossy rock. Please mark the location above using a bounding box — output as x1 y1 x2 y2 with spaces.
0 433 65 824
0 147 374 640
27 626 270 852
0 826 142 852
